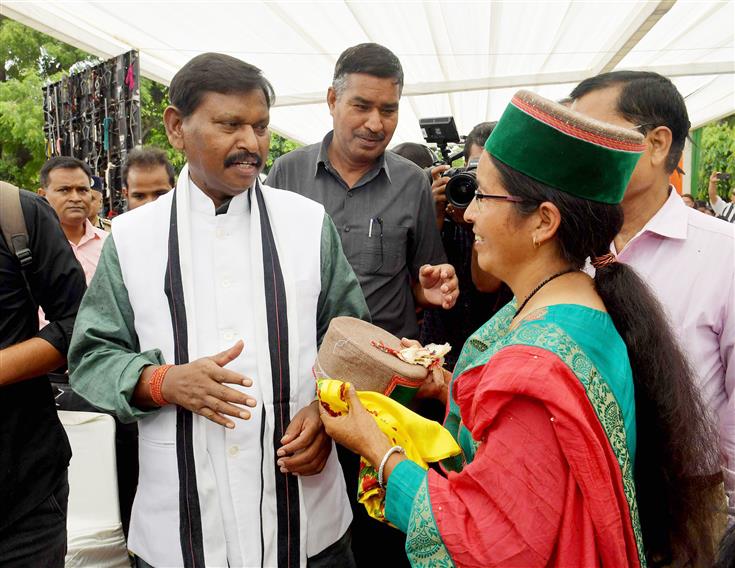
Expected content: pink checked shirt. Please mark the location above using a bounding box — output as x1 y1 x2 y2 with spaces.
613 189 735 515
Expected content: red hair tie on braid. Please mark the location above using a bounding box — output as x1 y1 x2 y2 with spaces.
591 252 617 269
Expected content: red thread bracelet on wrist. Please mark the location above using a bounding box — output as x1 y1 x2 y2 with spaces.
150 364 173 407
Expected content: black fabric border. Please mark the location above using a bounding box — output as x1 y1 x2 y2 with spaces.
165 191 205 568
259 407 266 568
255 181 300 567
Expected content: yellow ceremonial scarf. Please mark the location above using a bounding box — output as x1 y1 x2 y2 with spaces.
317 379 461 525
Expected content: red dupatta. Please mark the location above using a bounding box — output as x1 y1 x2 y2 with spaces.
424 344 642 566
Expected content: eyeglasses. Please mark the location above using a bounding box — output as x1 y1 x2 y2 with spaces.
472 192 524 209
632 123 655 132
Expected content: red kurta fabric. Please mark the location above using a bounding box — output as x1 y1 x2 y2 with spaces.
427 345 641 567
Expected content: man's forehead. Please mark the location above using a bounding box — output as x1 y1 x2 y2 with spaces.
341 73 400 101
129 162 170 175
47 167 91 186
571 84 628 126
128 163 173 183
197 89 269 112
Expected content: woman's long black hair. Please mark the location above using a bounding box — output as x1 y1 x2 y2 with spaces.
492 156 722 566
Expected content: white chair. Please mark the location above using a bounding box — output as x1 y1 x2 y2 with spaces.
58 411 130 568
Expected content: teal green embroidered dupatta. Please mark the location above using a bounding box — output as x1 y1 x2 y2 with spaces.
402 303 645 567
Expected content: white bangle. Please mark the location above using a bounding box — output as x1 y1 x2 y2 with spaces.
378 445 405 489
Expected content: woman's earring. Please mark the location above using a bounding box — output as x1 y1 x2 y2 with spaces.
532 236 539 248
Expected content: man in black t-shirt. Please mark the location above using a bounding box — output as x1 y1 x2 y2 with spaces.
0 183 86 567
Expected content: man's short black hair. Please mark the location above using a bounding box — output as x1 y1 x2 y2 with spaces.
570 71 689 174
333 43 404 96
122 146 176 187
169 52 275 118
39 156 92 188
391 143 435 168
464 122 497 162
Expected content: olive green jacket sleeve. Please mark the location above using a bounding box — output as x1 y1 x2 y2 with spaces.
68 236 163 423
317 213 371 345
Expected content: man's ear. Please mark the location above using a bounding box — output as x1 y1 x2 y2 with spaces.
327 87 337 116
38 187 46 197
122 188 128 198
647 126 673 170
163 106 185 151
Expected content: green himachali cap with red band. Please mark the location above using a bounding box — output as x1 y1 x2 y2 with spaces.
485 90 646 205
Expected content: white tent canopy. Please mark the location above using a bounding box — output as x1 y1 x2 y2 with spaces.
3 0 734 146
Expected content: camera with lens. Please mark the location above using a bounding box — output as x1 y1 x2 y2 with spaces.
419 116 477 211
442 157 479 208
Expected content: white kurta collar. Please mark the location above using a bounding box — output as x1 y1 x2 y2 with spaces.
189 176 252 216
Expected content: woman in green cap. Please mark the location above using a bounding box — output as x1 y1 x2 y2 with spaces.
320 90 722 567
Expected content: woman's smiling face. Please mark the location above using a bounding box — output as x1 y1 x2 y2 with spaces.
464 152 535 281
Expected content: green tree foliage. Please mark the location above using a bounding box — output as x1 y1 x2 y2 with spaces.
0 16 94 188
695 116 734 200
265 132 301 174
139 78 186 173
1 16 300 189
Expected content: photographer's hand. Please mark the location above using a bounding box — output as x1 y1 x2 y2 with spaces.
430 165 450 230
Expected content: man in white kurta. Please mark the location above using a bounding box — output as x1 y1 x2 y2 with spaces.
69 53 370 567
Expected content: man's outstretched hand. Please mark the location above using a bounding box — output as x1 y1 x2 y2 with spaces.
150 340 257 429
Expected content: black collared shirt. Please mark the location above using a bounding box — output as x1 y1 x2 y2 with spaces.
0 190 86 530
266 132 446 339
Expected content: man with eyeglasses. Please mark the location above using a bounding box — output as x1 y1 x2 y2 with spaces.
571 70 735 526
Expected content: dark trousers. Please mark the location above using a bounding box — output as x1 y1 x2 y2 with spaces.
307 528 356 568
0 473 69 568
135 528 355 567
337 446 410 568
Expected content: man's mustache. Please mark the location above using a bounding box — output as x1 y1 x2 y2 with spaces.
356 131 385 142
224 152 263 168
